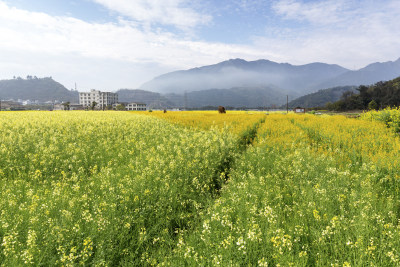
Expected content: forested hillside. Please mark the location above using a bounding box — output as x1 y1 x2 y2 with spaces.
287 86 356 108
326 77 400 110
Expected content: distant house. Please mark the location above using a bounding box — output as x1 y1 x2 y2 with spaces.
112 102 126 110
125 102 147 111
54 103 84 111
294 107 306 113
0 100 23 111
69 104 84 110
79 89 118 109
53 104 64 111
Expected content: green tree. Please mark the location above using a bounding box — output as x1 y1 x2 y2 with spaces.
116 104 125 111
368 100 378 110
62 101 70 111
91 101 97 110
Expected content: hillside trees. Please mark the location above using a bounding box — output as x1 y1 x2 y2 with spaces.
326 77 400 111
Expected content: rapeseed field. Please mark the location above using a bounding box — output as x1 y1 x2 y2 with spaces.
0 111 237 265
1 110 400 266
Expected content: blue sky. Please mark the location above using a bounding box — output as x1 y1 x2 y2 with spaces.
0 0 399 91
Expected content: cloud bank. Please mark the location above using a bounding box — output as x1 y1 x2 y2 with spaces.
0 0 399 90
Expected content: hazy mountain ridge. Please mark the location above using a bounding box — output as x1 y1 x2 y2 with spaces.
0 77 78 102
161 86 288 108
1 57 399 109
187 86 288 108
315 58 400 89
140 58 350 94
116 86 288 109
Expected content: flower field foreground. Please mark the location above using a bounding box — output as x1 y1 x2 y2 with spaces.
166 114 400 266
0 111 238 265
3 111 400 266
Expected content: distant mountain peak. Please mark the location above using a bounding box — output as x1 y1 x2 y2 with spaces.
228 58 247 62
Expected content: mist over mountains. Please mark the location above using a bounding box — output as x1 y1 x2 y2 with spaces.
141 58 400 96
315 58 400 89
161 86 288 109
1 57 399 109
140 59 349 95
138 57 400 108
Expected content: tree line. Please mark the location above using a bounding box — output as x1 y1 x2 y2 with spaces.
326 77 400 111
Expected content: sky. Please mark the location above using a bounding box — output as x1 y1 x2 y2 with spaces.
0 0 399 91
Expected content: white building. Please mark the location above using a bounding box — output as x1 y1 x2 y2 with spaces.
125 102 147 111
79 89 118 109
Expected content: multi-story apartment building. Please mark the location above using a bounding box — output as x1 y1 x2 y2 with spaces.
79 89 118 109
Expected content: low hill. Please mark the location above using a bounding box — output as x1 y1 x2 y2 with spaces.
287 86 357 108
0 77 78 102
116 89 176 109
326 76 400 111
164 86 288 108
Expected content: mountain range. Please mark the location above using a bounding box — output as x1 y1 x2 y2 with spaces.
140 58 349 95
1 57 399 109
140 58 400 97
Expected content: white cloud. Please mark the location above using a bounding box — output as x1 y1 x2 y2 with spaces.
0 1 262 66
91 0 211 29
0 2 266 89
0 0 399 90
272 0 351 24
264 0 400 68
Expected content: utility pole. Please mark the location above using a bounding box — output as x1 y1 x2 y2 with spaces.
0 99 2 111
184 91 188 110
286 95 288 113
